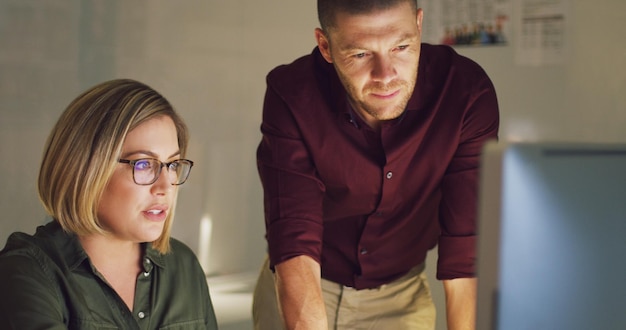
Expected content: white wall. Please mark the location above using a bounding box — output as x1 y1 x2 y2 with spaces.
1 1 624 329
459 1 626 144
0 0 318 277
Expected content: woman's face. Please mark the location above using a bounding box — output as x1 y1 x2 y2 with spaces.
97 115 180 244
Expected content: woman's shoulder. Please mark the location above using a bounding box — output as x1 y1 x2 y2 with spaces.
148 238 208 290
155 238 204 270
0 221 68 263
168 237 196 257
0 222 69 306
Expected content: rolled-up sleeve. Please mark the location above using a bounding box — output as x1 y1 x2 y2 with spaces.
437 72 499 279
256 81 325 269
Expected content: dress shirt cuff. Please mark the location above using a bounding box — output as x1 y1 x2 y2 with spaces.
267 218 323 270
436 235 476 280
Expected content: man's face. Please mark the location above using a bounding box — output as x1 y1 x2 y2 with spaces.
316 2 423 128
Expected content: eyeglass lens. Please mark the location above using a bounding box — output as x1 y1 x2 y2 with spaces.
133 159 192 185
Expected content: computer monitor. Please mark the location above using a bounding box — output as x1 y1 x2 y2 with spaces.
476 141 626 330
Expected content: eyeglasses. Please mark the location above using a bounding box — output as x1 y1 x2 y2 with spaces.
118 158 194 185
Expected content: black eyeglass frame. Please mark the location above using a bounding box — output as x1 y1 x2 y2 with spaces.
118 158 194 186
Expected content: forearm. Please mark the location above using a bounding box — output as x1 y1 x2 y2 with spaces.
443 277 477 330
274 255 328 330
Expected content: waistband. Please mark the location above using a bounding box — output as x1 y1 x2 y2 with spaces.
323 262 426 291
394 262 426 283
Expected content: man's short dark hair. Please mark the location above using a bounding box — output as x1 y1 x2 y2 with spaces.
317 0 418 31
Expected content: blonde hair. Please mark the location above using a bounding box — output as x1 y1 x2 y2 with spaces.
38 79 189 253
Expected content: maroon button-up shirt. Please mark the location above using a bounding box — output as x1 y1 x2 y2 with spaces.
257 44 499 289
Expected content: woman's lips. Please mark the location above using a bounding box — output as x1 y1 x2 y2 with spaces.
143 206 168 221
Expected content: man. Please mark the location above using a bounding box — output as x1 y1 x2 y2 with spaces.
253 0 499 329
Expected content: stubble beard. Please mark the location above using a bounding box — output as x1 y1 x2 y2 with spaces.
338 70 417 123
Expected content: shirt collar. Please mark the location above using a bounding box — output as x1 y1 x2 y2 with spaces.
144 242 166 269
39 221 89 271
43 221 166 272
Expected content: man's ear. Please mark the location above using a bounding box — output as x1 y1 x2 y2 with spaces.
315 28 333 63
416 8 424 35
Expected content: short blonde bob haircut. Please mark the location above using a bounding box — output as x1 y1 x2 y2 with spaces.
38 79 189 253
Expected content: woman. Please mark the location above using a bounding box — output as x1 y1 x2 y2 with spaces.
0 79 218 329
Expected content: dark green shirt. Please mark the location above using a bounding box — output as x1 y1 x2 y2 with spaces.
0 221 218 329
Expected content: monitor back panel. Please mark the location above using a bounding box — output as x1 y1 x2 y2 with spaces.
476 142 626 330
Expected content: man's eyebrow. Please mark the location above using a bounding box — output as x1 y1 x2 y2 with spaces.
394 32 419 44
338 33 418 52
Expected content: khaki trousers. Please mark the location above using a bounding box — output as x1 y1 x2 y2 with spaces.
252 256 436 330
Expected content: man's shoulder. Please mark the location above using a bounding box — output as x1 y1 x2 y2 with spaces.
268 54 314 79
268 48 317 78
266 47 331 95
421 43 488 75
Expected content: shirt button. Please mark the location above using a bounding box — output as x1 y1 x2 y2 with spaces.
143 272 150 277
138 311 145 319
386 171 393 179
145 259 151 264
360 248 368 255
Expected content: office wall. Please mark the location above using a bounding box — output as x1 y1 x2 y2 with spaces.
0 0 319 277
1 1 624 329
463 1 626 144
